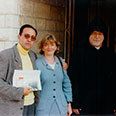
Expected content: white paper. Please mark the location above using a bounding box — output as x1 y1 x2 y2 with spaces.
13 70 41 91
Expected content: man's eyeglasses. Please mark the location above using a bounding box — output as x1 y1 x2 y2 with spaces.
24 34 36 41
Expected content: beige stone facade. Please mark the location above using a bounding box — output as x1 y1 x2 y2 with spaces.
0 0 66 56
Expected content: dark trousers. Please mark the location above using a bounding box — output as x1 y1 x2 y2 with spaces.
23 103 36 116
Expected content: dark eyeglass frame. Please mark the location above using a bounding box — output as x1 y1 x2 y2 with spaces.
24 34 36 41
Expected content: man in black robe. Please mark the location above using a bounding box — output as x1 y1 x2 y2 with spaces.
69 19 116 115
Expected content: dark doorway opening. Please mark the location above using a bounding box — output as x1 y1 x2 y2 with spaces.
66 0 116 61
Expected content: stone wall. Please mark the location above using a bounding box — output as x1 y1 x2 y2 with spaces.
0 0 20 50
0 0 66 56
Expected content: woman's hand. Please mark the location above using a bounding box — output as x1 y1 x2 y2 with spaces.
67 102 72 116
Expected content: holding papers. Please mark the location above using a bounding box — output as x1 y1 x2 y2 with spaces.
13 70 41 91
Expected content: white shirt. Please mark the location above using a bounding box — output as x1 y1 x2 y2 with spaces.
48 62 56 70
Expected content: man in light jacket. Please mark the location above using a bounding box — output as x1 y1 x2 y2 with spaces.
0 24 39 116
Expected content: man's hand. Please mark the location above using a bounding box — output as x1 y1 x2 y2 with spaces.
72 108 82 115
63 59 68 70
114 109 116 115
23 87 31 96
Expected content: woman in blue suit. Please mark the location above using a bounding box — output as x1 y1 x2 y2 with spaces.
35 34 72 116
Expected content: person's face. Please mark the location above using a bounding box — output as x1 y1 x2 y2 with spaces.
18 28 36 50
89 30 104 48
42 41 57 56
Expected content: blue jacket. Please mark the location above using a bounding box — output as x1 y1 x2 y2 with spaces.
35 55 72 115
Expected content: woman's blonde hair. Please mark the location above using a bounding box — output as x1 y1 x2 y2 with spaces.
38 34 60 55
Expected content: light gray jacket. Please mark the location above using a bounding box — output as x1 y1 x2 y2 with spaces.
0 44 39 116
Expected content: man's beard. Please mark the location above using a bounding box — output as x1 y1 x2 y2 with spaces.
92 41 101 47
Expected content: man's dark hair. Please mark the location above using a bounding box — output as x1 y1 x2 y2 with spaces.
19 24 37 36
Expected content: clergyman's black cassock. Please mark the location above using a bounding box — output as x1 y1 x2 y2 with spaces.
69 19 116 115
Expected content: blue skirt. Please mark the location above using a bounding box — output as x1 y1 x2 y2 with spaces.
36 100 67 116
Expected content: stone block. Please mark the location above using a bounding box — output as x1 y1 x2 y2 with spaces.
0 0 18 14
5 15 20 28
0 28 9 41
35 18 46 30
20 16 36 27
33 2 50 19
45 20 56 31
36 31 48 40
56 0 65 7
7 28 19 41
0 15 5 27
49 0 56 5
59 32 65 42
4 41 17 49
59 8 65 22
39 0 50 4
0 42 5 51
56 22 65 31
50 6 61 21
50 6 65 21
19 0 34 16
